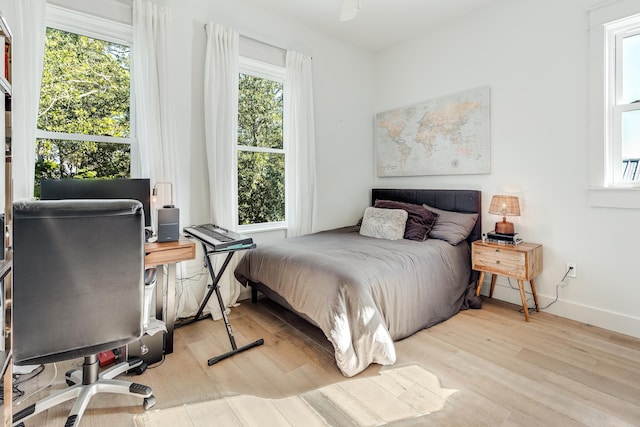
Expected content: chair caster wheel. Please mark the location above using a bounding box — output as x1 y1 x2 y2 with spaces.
133 362 147 375
144 395 156 410
127 358 148 375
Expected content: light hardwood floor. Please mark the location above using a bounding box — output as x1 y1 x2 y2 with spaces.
11 297 640 426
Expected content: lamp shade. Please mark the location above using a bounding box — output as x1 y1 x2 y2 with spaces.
488 195 520 217
489 195 520 234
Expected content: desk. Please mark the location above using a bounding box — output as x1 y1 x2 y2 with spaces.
145 238 196 354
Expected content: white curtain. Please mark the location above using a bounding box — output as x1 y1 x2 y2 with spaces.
9 0 46 201
133 0 205 323
132 0 177 202
203 23 241 320
285 51 317 238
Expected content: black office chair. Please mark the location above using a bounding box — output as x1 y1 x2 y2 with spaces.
12 199 155 427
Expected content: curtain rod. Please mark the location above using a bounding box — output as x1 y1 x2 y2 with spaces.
203 24 286 53
203 25 312 59
241 34 313 59
240 34 286 54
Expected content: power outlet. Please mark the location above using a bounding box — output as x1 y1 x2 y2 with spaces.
567 263 576 278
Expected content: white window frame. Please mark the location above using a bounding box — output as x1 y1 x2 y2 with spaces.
588 0 640 209
35 5 138 175
608 19 640 185
236 57 287 232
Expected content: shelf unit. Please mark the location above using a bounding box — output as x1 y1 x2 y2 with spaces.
0 11 12 427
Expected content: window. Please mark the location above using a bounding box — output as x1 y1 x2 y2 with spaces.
607 17 640 184
588 1 640 209
34 6 134 197
237 57 286 229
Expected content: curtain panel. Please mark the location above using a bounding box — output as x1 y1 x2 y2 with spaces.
203 23 242 319
9 0 46 201
285 51 317 238
133 0 178 210
134 0 208 321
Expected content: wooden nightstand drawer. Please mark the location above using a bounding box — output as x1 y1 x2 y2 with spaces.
473 247 526 278
472 241 542 281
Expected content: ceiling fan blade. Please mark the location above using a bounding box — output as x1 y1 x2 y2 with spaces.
339 0 360 22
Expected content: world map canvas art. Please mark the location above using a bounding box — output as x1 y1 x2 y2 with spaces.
375 86 491 177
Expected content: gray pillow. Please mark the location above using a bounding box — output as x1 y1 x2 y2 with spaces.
359 207 408 240
423 204 479 245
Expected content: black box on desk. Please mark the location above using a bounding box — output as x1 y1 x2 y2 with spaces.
127 332 164 365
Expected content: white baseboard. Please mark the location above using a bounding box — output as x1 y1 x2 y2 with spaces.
482 283 640 340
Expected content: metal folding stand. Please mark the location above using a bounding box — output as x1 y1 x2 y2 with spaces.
177 240 263 366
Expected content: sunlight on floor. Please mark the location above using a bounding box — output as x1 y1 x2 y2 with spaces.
134 364 457 426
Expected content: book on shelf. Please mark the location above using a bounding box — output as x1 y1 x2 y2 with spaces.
0 36 4 80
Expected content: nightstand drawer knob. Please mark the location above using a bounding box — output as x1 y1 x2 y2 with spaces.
496 260 501 264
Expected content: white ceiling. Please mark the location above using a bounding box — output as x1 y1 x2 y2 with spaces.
242 0 504 52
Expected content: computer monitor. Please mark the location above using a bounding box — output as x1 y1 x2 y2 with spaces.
40 178 152 228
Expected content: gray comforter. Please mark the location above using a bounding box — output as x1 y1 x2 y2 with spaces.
234 226 472 377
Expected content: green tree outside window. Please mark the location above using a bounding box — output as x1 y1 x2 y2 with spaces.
237 73 285 225
35 28 131 197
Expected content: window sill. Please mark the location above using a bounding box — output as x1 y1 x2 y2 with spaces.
238 221 287 234
588 186 640 209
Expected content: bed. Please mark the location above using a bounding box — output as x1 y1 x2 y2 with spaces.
234 189 482 377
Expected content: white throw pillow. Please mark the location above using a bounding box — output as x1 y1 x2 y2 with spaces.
359 207 407 240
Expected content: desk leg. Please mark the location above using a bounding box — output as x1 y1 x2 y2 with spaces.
154 263 177 355
164 263 177 354
155 269 163 324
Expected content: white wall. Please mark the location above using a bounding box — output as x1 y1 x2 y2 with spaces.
374 0 640 338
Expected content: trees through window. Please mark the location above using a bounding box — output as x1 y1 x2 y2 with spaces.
237 59 286 227
35 13 133 198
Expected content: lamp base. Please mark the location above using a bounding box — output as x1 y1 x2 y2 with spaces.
495 221 515 235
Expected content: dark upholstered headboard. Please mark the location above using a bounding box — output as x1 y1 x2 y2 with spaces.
371 188 482 245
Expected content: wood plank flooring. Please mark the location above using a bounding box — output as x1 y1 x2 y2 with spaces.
134 364 458 426
10 297 640 426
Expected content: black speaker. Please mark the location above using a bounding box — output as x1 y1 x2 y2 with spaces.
157 206 179 242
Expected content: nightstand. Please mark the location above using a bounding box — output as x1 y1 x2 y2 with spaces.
472 240 543 321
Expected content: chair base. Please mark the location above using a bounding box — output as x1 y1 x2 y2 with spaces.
13 355 155 427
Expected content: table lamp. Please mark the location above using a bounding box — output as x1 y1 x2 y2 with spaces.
152 181 173 207
489 195 520 234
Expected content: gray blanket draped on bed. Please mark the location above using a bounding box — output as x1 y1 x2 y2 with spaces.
234 225 472 377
